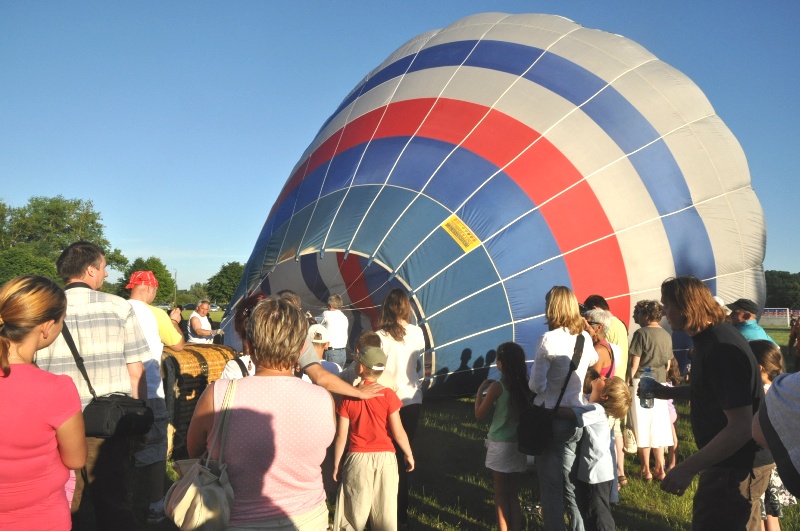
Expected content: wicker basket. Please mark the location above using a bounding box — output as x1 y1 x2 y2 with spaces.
161 344 236 458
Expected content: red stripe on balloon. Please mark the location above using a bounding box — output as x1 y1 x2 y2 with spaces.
273 97 630 317
337 253 381 329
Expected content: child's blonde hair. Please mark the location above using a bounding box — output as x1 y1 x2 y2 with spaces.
599 376 631 419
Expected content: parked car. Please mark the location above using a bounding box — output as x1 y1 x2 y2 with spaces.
154 302 172 311
183 303 197 311
209 304 221 312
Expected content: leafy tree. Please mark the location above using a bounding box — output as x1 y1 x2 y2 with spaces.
0 244 58 285
0 200 11 250
115 256 177 303
765 270 800 309
176 290 195 306
1 195 128 271
187 282 209 303
207 262 244 303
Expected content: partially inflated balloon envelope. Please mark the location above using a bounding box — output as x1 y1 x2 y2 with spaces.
225 13 766 389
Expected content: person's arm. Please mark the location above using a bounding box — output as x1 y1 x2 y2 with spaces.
332 414 349 482
191 316 220 338
167 308 186 351
752 409 767 449
186 383 215 458
529 337 550 394
127 361 147 400
628 354 640 386
304 363 383 399
652 382 691 400
474 380 502 421
55 412 87 470
661 405 753 496
388 409 415 472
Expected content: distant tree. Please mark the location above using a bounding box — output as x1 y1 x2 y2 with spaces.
0 195 128 271
0 244 58 285
0 200 11 250
115 256 177 303
765 270 800 309
176 290 195 306
187 282 209 303
207 262 244 303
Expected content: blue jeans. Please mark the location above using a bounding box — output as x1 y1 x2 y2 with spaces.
325 348 347 368
537 416 584 531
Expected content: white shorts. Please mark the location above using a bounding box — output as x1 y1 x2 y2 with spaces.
485 439 527 473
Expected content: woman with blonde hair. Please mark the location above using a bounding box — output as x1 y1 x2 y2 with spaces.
377 288 426 527
0 275 86 530
529 286 598 530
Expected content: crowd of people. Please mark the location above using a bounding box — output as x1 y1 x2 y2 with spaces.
474 283 800 531
1 239 800 531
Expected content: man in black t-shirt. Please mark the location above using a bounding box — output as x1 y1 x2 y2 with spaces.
646 276 774 531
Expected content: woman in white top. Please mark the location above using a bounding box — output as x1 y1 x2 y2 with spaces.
376 288 425 527
529 286 598 531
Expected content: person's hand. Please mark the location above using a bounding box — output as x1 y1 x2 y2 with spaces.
636 379 668 399
169 307 181 321
333 464 340 482
660 462 693 496
356 381 385 399
134 433 149 452
213 329 224 337
404 453 415 472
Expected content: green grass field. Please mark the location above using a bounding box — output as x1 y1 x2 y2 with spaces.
407 398 798 530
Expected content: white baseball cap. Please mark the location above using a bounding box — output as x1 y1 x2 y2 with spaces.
308 324 330 344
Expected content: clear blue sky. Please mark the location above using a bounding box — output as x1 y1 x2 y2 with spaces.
2 1 798 289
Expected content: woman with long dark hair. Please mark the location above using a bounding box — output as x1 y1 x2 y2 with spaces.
0 275 86 530
377 288 425 527
475 342 531 531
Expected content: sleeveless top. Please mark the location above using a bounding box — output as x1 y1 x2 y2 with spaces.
596 339 616 378
487 382 518 443
187 311 212 344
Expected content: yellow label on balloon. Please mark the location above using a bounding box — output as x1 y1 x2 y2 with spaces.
442 214 480 252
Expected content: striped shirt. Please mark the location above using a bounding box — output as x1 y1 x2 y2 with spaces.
36 285 150 409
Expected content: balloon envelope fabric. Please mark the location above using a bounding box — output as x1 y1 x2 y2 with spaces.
225 13 766 388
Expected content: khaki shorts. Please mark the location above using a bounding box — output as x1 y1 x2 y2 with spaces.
693 463 773 531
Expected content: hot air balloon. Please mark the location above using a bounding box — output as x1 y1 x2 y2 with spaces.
223 13 766 394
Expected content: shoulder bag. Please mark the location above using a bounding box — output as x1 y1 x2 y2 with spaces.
62 323 154 438
165 378 236 530
518 333 585 456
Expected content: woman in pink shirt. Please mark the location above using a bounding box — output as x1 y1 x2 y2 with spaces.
187 297 335 530
0 275 86 530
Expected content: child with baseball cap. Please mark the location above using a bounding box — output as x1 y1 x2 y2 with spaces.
306 323 341 376
332 346 414 530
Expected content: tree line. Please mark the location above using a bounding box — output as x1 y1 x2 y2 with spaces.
765 270 800 310
0 195 243 305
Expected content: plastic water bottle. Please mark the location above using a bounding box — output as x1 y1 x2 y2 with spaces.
639 367 655 409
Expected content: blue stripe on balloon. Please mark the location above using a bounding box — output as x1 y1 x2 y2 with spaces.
300 253 330 304
318 39 717 285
